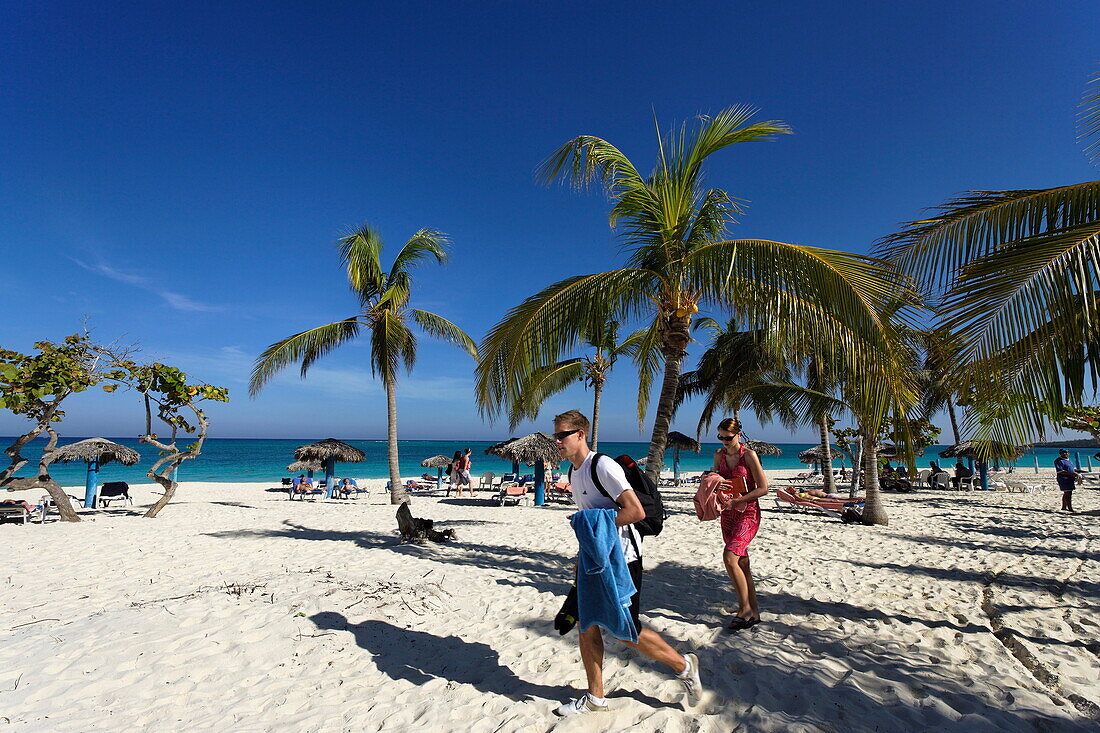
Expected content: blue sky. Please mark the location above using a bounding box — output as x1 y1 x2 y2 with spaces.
1 1 1096 442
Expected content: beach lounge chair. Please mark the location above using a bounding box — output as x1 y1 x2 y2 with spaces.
0 499 41 525
478 472 496 490
774 487 864 518
495 480 530 506
290 480 324 501
335 479 369 499
98 481 133 508
547 481 572 503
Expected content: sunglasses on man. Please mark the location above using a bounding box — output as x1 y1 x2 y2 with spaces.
552 429 580 441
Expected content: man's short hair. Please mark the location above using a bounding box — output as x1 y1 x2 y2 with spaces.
553 410 590 434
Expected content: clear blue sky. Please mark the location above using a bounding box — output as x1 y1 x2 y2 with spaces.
1 1 1096 441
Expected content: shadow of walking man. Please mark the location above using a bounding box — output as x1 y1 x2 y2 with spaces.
310 612 573 703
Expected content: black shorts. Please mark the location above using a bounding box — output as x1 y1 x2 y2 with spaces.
627 559 643 631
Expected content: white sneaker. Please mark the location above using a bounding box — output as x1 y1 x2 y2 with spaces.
678 653 703 705
553 693 609 717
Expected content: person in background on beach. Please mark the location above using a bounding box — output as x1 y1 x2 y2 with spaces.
551 409 702 717
713 417 769 631
929 460 942 474
448 451 472 498
462 448 473 493
952 461 973 489
1055 449 1079 512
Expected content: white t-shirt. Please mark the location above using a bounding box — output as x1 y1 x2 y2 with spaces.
569 451 641 563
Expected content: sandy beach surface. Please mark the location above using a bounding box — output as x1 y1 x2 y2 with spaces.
1 469 1097 732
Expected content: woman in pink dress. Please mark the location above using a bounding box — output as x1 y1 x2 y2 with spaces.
713 417 769 631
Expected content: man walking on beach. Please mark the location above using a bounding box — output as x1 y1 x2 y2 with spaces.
1055 449 1079 512
550 410 702 716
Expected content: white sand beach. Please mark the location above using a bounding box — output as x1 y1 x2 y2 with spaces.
1 470 1097 732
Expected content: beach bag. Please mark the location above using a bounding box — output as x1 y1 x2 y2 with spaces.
574 453 666 537
694 474 747 520
445 464 453 476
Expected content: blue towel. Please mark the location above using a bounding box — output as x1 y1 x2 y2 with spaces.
570 508 637 642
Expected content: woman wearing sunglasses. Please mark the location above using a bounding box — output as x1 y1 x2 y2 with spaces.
713 417 769 631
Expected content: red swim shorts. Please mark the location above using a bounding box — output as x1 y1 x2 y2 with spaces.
720 502 760 556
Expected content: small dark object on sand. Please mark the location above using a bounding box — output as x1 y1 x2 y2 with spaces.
396 503 456 543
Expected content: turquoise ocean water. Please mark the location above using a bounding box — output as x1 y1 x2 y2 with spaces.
4 437 1085 487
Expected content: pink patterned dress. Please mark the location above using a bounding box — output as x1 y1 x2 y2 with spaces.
717 444 761 556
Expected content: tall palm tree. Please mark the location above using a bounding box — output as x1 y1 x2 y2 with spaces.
876 69 1100 451
507 321 652 450
250 225 477 503
476 108 913 482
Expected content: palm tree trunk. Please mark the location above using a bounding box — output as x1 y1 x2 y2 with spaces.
860 433 888 525
386 377 404 505
591 380 603 451
644 349 686 484
819 416 836 493
946 397 961 445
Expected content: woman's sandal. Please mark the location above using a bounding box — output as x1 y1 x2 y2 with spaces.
726 615 761 632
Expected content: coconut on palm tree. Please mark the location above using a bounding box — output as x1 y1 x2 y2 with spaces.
476 107 914 482
250 224 476 504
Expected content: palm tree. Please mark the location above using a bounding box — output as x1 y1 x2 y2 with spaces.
876 69 1100 451
507 321 651 450
476 108 914 482
250 225 477 503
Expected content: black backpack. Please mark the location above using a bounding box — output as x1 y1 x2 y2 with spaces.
571 453 666 537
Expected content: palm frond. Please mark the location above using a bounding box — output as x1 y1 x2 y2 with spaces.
388 229 449 281
874 183 1100 295
1079 67 1100 166
475 269 654 419
536 135 647 196
249 318 363 396
339 225 386 302
507 359 586 429
410 309 478 359
619 318 663 428
371 311 415 382
682 107 791 179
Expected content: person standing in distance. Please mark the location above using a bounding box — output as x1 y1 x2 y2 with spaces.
1054 449 1079 512
551 410 703 717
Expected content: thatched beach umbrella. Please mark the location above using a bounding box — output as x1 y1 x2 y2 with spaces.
51 438 140 508
295 439 365 498
745 440 782 456
421 454 453 491
939 440 1027 489
665 431 700 484
939 440 1026 460
287 459 323 476
798 444 840 463
485 432 559 505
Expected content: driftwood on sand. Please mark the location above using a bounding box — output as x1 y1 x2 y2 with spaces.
396 504 455 544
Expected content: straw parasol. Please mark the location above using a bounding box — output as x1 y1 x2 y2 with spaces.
745 440 782 456
665 431 701 453
665 431 700 484
287 459 323 473
421 454 453 490
798 444 841 463
485 433 560 505
50 438 140 508
294 438 365 463
294 439 365 497
51 438 140 467
484 433 560 467
939 440 1026 461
